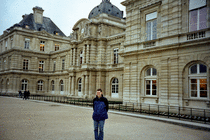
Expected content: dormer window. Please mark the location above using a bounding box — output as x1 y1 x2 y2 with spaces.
25 25 29 29
54 31 59 35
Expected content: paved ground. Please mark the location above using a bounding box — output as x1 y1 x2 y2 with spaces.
0 97 210 140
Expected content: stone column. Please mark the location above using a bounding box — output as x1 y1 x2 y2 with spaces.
70 49 73 66
82 75 85 96
85 75 89 97
71 76 75 96
86 44 90 64
83 45 86 64
73 48 76 66
89 42 96 64
69 76 71 96
107 46 111 65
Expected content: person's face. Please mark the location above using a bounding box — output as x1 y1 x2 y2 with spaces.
96 91 101 98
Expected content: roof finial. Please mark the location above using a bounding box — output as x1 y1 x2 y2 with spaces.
102 0 110 3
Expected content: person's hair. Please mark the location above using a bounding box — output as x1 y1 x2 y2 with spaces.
97 88 102 92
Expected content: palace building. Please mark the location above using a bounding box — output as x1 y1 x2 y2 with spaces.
0 0 210 108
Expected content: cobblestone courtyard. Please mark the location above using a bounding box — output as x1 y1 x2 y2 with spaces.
0 97 210 140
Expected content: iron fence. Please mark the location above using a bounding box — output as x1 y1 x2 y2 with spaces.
1 94 210 124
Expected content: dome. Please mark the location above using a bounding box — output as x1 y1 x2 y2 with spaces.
88 0 123 19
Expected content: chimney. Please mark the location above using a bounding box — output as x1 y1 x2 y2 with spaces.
33 6 44 24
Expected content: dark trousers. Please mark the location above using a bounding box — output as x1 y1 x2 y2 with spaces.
94 120 105 140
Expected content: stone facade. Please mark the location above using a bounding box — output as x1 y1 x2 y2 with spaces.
0 0 210 108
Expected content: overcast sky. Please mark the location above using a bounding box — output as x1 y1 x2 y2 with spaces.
0 0 126 36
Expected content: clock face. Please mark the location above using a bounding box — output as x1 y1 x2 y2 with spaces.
81 28 84 34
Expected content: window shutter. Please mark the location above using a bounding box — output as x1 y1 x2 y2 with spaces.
199 7 207 30
189 10 198 32
189 0 206 10
152 19 157 40
146 21 151 41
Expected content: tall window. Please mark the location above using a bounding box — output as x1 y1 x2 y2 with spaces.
60 80 64 91
55 44 59 51
78 78 82 92
80 51 83 64
11 38 13 48
52 80 55 91
0 60 1 69
112 78 119 94
21 79 28 91
145 68 157 95
146 12 157 41
189 63 207 98
37 80 43 91
23 59 29 70
5 41 7 50
39 61 44 72
62 59 65 70
53 61 56 71
40 41 45 51
189 0 207 32
114 48 118 64
24 38 30 49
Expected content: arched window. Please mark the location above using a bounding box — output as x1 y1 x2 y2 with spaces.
51 80 55 91
21 79 28 91
112 78 119 94
37 80 43 91
78 78 82 92
60 80 64 91
189 64 207 98
145 68 157 95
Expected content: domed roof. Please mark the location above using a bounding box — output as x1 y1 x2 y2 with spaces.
88 0 123 19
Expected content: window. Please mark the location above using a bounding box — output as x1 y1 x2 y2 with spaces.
114 48 118 64
37 80 43 91
62 59 65 70
55 44 59 51
52 80 55 91
189 0 207 32
39 61 44 72
80 51 83 64
40 41 45 51
21 79 28 91
11 38 13 47
112 78 119 94
0 60 1 69
146 12 157 41
78 78 82 92
24 38 30 49
25 25 29 29
145 68 157 95
53 61 56 71
60 80 64 91
23 59 29 70
189 64 207 98
5 41 7 50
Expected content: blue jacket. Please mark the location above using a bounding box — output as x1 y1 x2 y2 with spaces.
92 96 109 121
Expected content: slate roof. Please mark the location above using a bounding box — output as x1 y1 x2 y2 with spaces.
7 13 66 37
88 0 123 19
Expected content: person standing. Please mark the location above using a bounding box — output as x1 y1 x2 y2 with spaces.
92 89 109 140
18 90 22 98
23 90 27 100
27 90 30 100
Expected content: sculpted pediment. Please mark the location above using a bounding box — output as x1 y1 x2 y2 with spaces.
36 30 53 37
72 18 91 41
